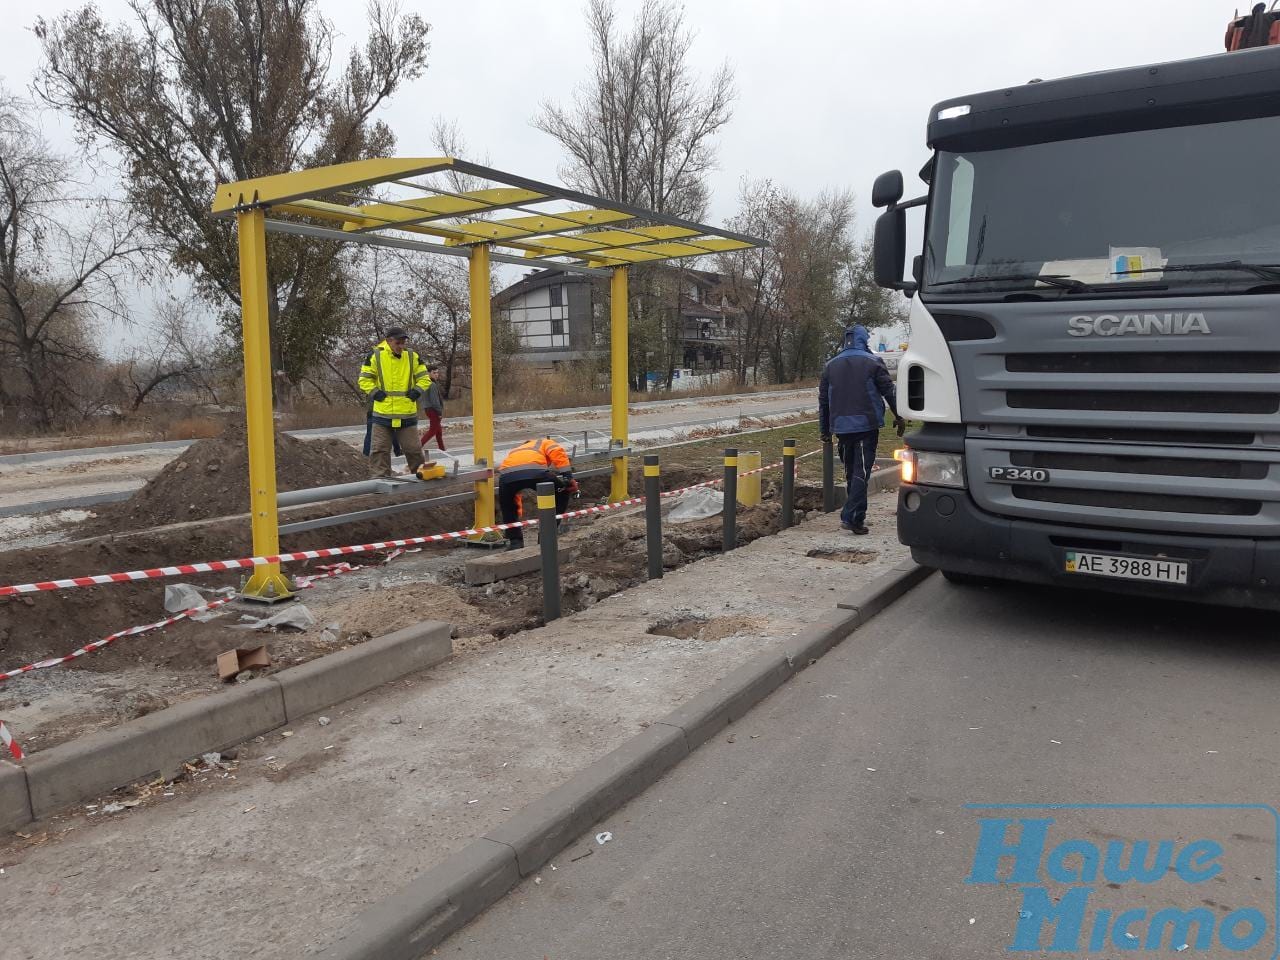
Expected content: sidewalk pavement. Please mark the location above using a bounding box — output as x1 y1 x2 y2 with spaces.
0 493 905 960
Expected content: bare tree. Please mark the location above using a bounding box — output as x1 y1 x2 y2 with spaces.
719 182 865 384
535 0 733 219
34 0 431 392
0 89 150 430
116 296 218 411
535 0 735 390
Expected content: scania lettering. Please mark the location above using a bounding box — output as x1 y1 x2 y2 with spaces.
1066 313 1212 337
871 44 1280 610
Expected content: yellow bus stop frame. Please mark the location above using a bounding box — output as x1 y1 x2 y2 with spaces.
210 157 765 599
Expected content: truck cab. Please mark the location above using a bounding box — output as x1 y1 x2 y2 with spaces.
872 46 1280 609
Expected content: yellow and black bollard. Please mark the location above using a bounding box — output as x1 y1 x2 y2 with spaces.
644 454 663 580
723 447 738 552
537 481 561 622
781 438 797 529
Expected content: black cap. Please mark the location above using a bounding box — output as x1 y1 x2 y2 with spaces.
385 326 408 340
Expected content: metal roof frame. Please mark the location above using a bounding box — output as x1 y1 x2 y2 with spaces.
211 156 766 275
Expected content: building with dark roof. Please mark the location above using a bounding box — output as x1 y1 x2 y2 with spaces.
492 267 742 381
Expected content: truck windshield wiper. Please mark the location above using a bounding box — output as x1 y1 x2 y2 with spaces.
1119 260 1280 281
932 273 1093 292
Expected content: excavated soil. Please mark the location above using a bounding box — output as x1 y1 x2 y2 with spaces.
0 482 825 752
80 426 371 536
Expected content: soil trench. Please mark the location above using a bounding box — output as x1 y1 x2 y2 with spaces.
0 422 827 753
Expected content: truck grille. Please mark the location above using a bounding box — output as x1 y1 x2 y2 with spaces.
1026 425 1258 446
1009 450 1268 479
940 299 1280 534
1007 390 1279 415
1011 485 1262 517
966 438 1280 535
1006 352 1280 374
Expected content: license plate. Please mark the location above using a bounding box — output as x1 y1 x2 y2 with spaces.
1065 551 1189 585
989 466 1051 483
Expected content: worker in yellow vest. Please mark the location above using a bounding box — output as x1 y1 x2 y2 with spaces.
358 327 431 478
498 437 577 549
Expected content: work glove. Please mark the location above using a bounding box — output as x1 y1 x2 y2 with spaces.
820 433 832 444
371 389 388 402
407 387 423 402
566 479 580 495
894 416 907 437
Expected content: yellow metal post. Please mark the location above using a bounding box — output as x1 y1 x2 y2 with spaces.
236 209 293 600
610 267 629 502
469 243 496 532
737 451 762 506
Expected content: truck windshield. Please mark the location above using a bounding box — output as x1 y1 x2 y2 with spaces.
923 115 1280 296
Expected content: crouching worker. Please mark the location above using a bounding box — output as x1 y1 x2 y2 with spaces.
497 437 577 549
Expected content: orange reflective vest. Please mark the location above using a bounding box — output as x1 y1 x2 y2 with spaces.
499 438 572 474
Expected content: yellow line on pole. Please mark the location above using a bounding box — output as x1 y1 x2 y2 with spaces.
470 244 496 533
610 267 629 502
236 209 292 600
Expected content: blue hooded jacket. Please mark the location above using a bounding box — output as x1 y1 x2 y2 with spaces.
818 325 898 435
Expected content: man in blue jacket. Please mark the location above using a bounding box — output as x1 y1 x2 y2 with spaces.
819 325 904 534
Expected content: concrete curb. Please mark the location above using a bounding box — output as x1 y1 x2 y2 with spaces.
837 559 933 619
1 621 453 833
315 561 930 960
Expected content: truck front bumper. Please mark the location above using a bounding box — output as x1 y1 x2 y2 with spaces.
897 484 1280 611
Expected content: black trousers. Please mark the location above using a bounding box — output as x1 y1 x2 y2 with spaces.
498 469 570 543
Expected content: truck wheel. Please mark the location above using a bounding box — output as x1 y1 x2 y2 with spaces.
941 570 991 586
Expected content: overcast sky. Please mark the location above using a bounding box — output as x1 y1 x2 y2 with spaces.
0 0 1228 348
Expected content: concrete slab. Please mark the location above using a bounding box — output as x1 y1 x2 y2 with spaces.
0 759 31 832
274 621 453 721
464 542 574 585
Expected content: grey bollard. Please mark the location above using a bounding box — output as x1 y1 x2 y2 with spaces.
536 481 562 622
822 437 837 513
644 454 663 580
781 437 796 529
723 447 738 551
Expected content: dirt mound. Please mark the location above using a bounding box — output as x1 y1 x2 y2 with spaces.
82 427 370 536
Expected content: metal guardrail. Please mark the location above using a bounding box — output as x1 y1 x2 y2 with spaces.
277 467 489 508
280 490 478 535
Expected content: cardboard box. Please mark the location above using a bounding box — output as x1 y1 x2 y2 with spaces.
217 645 271 682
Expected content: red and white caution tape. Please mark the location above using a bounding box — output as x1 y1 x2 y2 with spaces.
0 451 816 600
0 720 23 762
0 521 537 598
0 563 357 683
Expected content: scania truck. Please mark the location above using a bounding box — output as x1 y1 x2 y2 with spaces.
871 44 1280 610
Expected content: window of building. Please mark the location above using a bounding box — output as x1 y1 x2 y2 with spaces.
551 316 565 336
549 284 563 307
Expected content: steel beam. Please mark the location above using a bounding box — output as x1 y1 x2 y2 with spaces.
236 209 293 601
470 244 496 533
610 267 629 502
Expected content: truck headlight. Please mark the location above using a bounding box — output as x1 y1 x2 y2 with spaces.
898 449 966 489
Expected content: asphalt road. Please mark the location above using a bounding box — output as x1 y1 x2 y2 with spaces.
442 574 1280 959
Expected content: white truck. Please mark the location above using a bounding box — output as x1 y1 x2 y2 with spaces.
872 44 1280 609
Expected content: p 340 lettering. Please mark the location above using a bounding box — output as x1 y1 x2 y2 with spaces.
989 466 1050 483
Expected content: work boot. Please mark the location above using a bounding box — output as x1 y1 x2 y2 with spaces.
850 524 870 536
505 539 523 551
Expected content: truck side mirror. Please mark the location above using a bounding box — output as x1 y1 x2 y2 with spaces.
871 170 904 209
873 208 918 295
